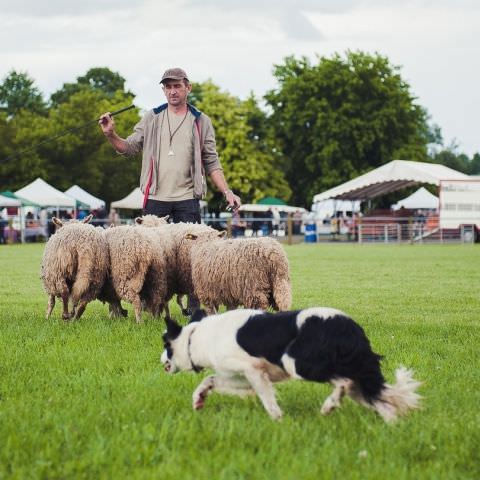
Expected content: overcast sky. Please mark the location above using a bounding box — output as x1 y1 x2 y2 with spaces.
1 0 479 156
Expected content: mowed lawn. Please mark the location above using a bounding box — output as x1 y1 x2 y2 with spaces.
0 242 479 480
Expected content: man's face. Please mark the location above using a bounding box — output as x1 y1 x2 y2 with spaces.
162 79 191 107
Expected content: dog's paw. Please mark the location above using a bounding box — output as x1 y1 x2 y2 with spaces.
268 407 283 421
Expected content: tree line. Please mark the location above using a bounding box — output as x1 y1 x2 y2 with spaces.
1 52 478 211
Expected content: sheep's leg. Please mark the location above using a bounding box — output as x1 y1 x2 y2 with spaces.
109 300 128 318
74 300 88 320
164 303 171 321
61 292 71 321
244 368 283 420
46 295 55 319
248 294 269 310
177 295 190 316
131 295 143 324
204 303 218 315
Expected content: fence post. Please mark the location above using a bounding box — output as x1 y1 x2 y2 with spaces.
384 225 388 243
358 224 362 244
227 217 232 238
397 224 401 243
287 213 292 245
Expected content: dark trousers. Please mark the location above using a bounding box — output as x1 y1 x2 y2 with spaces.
144 198 201 224
144 198 201 312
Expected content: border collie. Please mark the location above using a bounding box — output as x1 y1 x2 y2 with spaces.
161 308 421 422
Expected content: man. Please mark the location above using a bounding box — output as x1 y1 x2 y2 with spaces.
99 67 241 222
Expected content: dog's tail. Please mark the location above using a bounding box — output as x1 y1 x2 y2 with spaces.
372 367 422 422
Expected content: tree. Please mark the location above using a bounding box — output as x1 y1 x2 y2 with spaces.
190 81 291 210
0 70 46 117
50 67 132 106
265 51 431 207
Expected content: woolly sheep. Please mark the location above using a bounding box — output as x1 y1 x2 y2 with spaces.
105 221 176 323
185 232 292 314
40 215 109 320
134 216 221 316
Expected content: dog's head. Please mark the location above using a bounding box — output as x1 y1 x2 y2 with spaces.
161 318 185 374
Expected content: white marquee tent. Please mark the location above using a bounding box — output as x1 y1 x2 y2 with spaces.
111 188 208 210
239 204 307 214
312 160 469 203
15 178 76 208
391 187 439 211
0 194 21 207
110 188 144 210
65 185 105 210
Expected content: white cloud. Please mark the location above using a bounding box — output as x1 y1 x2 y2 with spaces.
1 0 479 155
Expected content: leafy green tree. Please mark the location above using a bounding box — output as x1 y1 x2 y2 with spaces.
190 81 291 210
50 67 132 106
0 70 46 117
265 51 431 207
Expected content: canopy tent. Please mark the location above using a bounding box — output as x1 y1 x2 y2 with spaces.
257 196 287 206
64 185 106 210
15 178 76 208
110 188 144 209
1 190 41 207
0 194 21 207
391 187 439 211
311 199 361 220
239 204 307 214
312 160 469 202
111 187 207 210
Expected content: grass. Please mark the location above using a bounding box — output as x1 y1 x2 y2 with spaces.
0 242 479 480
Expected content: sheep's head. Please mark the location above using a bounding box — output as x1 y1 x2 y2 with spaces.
52 214 93 228
184 230 227 242
135 214 169 227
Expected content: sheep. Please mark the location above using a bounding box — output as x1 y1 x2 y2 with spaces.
134 216 221 317
104 221 176 323
184 231 292 314
40 215 109 320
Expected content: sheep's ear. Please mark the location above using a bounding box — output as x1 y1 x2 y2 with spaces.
218 230 227 238
83 214 93 224
135 217 143 225
109 223 115 229
184 233 198 240
165 317 182 340
190 309 207 323
52 217 63 228
160 215 169 223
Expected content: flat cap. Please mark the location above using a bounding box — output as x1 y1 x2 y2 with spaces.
160 67 189 84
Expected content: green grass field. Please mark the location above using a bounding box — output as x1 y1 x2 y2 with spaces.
0 243 479 480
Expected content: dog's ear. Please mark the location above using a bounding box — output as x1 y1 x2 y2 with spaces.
165 317 182 340
190 309 207 323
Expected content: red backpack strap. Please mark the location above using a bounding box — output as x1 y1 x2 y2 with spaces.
143 156 155 209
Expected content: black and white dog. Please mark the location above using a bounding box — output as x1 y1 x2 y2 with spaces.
161 308 421 422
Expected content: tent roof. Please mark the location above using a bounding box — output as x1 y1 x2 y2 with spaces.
313 160 470 202
391 187 439 210
14 178 76 208
257 196 286 206
239 203 307 214
0 194 21 207
0 190 41 207
110 187 144 209
65 185 105 210
111 188 207 210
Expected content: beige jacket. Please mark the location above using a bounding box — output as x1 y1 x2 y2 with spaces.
122 103 222 199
